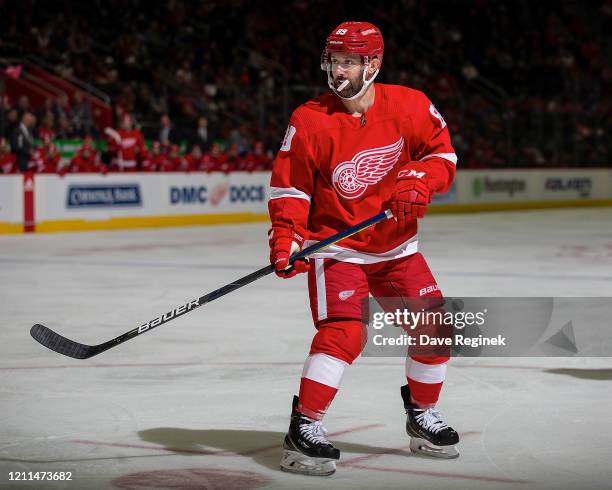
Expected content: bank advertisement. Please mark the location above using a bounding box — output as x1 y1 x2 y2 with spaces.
34 172 271 223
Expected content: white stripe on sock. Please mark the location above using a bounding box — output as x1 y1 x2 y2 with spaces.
302 353 348 389
406 358 447 384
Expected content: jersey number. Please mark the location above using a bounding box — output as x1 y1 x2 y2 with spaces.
429 103 447 129
280 125 296 152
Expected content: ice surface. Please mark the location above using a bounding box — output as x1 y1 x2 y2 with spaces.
1 208 611 489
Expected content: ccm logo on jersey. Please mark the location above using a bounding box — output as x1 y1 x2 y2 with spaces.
332 137 404 199
138 299 199 333
398 169 426 179
419 285 440 296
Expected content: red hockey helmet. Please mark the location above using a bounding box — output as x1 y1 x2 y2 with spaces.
322 21 384 65
321 22 384 100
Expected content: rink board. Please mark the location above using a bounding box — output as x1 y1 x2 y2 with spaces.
0 169 611 233
0 172 270 233
0 175 23 233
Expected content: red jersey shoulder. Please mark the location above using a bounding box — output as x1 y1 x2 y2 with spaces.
378 84 430 113
379 84 448 130
290 92 341 133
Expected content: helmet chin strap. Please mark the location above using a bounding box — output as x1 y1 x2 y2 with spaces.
327 64 380 101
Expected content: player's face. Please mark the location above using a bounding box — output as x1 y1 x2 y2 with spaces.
330 53 364 97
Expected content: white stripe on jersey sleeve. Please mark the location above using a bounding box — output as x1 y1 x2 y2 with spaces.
420 153 458 165
269 186 312 202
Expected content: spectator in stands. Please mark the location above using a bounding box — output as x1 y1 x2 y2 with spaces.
0 95 13 139
227 126 249 154
3 108 19 140
0 137 16 174
36 98 54 126
37 111 56 141
72 91 94 137
53 93 72 121
56 113 75 139
158 113 178 146
10 111 36 172
16 96 31 118
189 116 214 152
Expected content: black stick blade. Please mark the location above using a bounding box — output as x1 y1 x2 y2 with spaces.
30 324 95 359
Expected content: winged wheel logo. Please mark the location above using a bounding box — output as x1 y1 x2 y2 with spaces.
332 137 404 199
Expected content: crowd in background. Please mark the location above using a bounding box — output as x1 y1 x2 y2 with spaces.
0 0 611 171
0 104 272 174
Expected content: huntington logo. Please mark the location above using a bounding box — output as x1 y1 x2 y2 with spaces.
67 184 141 207
472 177 526 197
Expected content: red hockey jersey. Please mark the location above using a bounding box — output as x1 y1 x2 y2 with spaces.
269 84 456 263
0 153 16 174
115 129 145 164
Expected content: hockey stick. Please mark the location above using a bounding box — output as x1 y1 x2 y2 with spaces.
30 209 393 359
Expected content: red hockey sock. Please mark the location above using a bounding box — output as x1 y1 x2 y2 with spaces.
297 352 348 420
406 357 448 408
407 379 443 408
298 377 338 420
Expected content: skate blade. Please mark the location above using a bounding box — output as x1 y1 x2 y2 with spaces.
409 438 459 459
280 449 337 476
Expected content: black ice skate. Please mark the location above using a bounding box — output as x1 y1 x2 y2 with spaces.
401 384 460 459
280 395 340 476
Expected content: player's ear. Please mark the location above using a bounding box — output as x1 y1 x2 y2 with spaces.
368 57 381 74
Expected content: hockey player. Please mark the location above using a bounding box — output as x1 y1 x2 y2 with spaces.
68 137 102 174
30 135 61 174
105 114 145 171
242 141 272 172
268 22 459 476
0 138 16 174
183 145 205 172
141 141 167 172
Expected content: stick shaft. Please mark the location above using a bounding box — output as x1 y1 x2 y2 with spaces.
31 210 392 358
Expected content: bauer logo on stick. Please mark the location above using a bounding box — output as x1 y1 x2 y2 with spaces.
138 299 200 333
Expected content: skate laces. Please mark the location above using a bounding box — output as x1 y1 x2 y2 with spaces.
415 408 449 434
299 419 331 445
